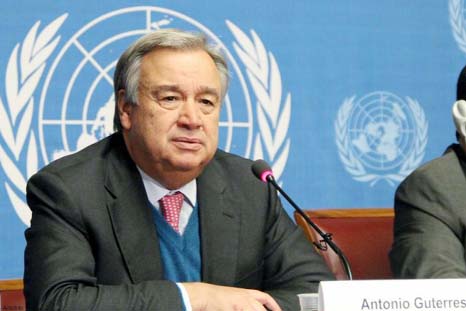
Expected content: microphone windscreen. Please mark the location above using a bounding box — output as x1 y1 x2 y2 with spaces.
251 160 274 182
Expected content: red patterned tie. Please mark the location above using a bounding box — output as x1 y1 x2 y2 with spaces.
159 191 184 233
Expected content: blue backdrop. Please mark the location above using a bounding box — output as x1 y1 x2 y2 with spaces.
0 0 464 278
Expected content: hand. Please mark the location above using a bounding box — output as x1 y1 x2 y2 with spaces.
183 282 282 311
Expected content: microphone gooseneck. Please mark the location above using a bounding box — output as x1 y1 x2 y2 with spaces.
251 160 353 280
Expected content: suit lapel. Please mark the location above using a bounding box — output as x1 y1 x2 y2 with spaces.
198 156 241 285
104 135 163 283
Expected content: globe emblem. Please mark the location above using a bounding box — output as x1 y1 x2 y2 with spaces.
347 92 417 171
38 7 253 164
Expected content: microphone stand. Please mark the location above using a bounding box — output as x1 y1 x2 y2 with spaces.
266 175 353 280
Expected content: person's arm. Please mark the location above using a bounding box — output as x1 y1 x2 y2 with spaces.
182 172 332 311
180 187 331 311
261 185 334 308
25 169 282 311
183 283 281 311
24 170 184 310
390 171 466 278
177 182 310 311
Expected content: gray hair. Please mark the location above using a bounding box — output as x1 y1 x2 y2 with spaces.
113 28 230 131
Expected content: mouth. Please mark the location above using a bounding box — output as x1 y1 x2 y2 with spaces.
172 137 203 151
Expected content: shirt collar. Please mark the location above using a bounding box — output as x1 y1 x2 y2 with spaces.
137 167 197 208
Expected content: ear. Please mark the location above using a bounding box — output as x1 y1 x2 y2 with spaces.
453 100 466 138
117 89 133 130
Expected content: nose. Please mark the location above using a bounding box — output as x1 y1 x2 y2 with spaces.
177 99 202 130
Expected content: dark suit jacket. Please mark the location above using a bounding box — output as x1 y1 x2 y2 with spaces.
24 133 332 310
390 144 466 278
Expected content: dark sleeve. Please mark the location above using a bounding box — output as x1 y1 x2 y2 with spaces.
389 170 466 278
24 170 184 311
262 183 334 309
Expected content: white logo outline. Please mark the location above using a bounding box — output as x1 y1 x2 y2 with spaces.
0 8 291 226
450 0 466 54
335 91 428 186
0 14 67 225
226 21 291 180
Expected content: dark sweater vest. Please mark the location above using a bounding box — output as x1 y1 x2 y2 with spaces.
151 203 201 282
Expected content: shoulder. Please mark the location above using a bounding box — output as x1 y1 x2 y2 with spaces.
202 149 266 191
29 133 127 185
38 134 121 171
399 144 463 190
209 149 259 182
395 144 466 214
212 149 254 171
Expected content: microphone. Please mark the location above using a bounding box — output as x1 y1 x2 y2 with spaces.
251 159 353 280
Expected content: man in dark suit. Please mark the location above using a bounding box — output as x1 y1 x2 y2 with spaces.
390 65 466 278
24 29 332 310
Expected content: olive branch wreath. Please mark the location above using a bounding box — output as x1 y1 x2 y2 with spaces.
0 14 67 225
335 95 427 187
450 0 466 54
227 21 291 182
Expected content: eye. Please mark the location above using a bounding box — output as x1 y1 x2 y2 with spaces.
156 94 181 109
161 95 179 101
200 99 214 106
198 98 218 114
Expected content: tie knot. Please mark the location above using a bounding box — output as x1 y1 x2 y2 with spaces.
159 191 184 233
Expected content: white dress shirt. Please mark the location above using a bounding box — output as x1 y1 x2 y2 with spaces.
137 167 196 311
137 167 197 235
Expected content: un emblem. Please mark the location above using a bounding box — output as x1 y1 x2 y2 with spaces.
335 91 428 186
0 7 291 225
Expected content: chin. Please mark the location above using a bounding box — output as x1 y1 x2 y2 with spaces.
171 159 205 172
168 146 214 167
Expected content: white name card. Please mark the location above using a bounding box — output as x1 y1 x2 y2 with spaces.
319 279 466 311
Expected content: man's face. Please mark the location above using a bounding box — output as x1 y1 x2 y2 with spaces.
119 48 222 180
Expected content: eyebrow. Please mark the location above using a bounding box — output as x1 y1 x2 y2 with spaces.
148 85 220 100
196 86 220 99
147 85 181 94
